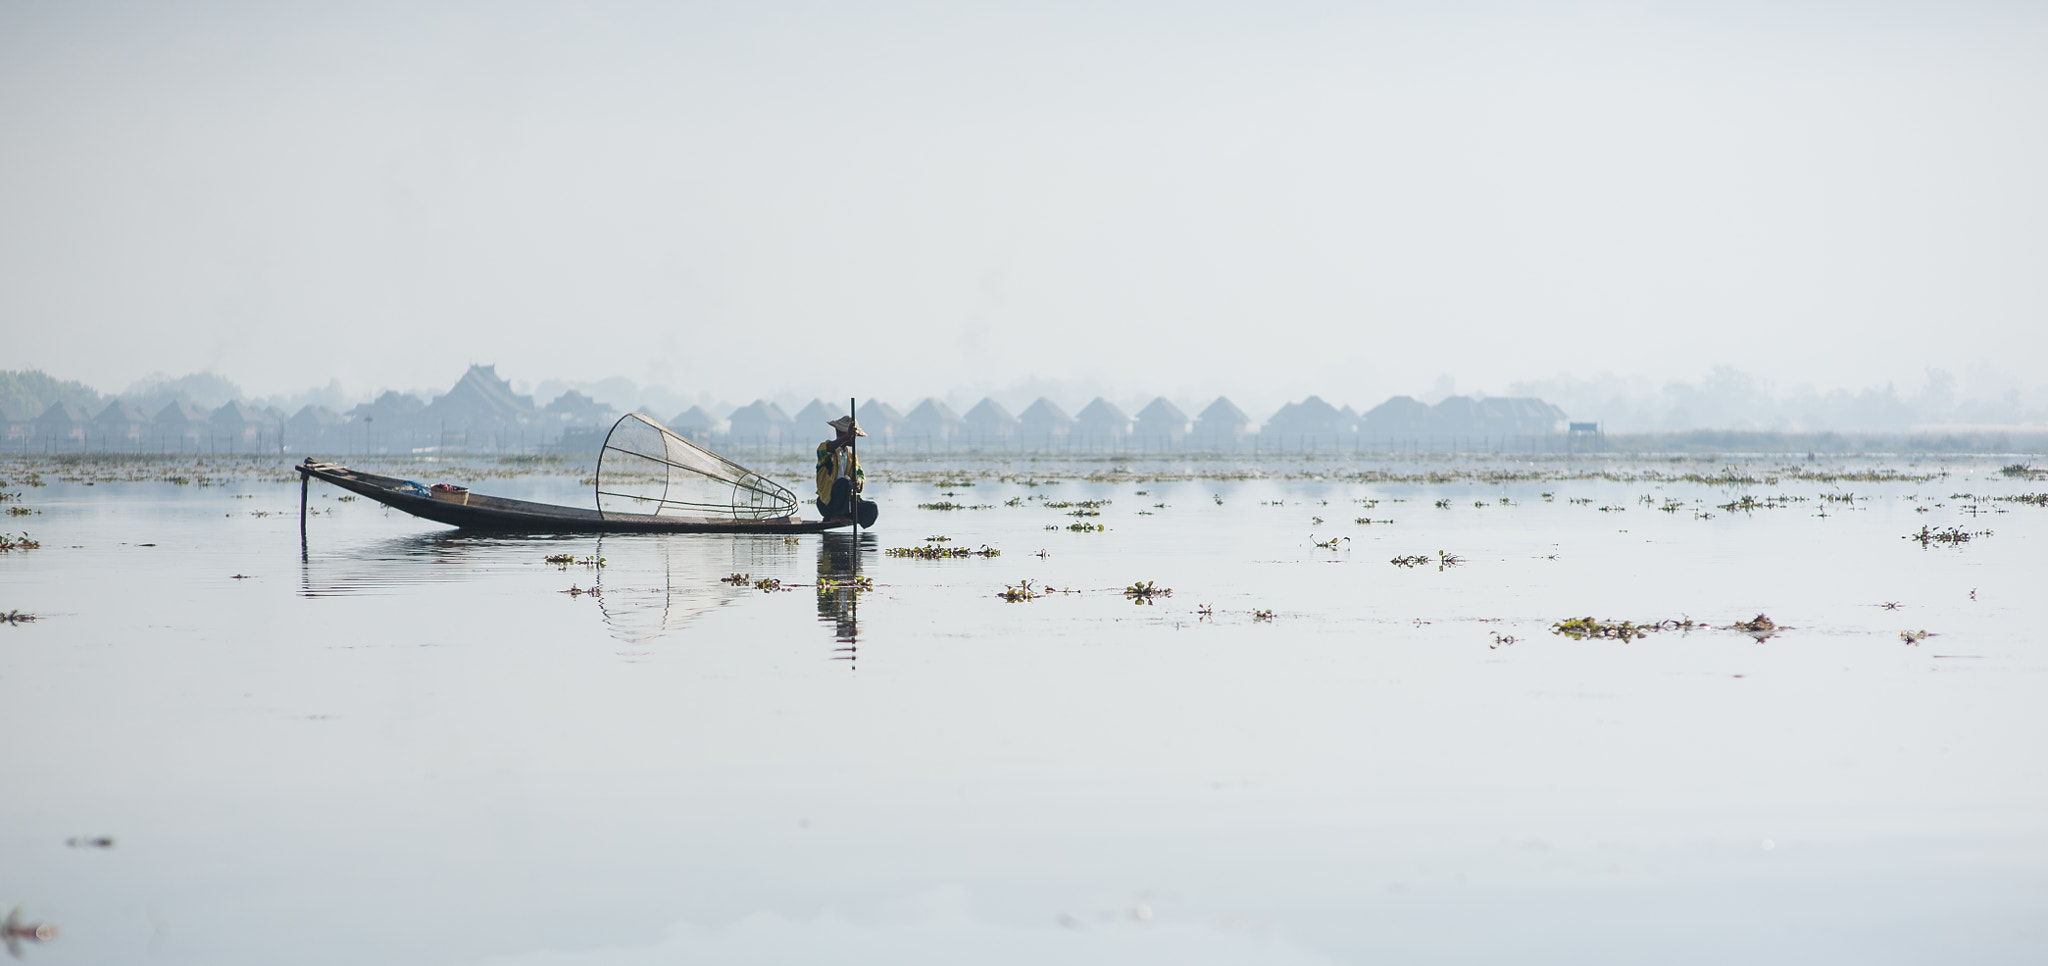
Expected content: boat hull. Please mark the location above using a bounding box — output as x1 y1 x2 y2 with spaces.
297 461 853 534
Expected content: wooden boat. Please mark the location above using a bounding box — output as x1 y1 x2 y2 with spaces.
295 460 850 533
295 413 859 534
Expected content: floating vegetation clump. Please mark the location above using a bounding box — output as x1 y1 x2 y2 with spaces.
1550 616 1701 642
998 579 1075 602
1905 525 1991 547
545 553 603 568
1717 495 1803 512
1389 554 1430 568
1995 493 2048 507
1311 535 1350 549
715 574 785 592
1437 550 1463 569
1123 580 1172 604
7 506 37 516
0 533 41 552
561 584 601 598
1900 629 1936 645
886 544 1000 559
918 501 993 511
1065 522 1105 532
2000 463 2044 479
1252 609 1275 621
1728 614 1780 633
2 609 36 625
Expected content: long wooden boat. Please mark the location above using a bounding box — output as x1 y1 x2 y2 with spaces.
296 459 852 534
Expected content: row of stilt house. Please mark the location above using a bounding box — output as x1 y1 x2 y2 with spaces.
3 363 1584 456
703 393 1578 454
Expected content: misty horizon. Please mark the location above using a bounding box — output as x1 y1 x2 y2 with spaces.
6 361 2047 437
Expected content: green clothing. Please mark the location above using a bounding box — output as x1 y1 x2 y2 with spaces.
815 442 864 505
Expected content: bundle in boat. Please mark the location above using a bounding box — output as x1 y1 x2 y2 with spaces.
596 413 800 523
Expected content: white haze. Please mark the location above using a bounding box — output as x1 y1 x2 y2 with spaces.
3 1 2044 421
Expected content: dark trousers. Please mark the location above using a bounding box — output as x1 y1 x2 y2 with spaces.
818 477 856 520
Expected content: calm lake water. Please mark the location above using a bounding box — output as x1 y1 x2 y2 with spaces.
2 453 2044 964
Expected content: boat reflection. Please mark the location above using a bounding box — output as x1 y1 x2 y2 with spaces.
299 529 873 659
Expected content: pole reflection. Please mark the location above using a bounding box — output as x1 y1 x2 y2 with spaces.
817 531 875 667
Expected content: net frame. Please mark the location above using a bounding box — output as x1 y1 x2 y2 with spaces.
595 413 799 522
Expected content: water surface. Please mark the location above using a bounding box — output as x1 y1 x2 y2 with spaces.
3 455 2044 964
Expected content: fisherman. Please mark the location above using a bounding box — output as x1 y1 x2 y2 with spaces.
815 415 867 521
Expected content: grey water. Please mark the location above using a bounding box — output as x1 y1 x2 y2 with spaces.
2 455 2044 964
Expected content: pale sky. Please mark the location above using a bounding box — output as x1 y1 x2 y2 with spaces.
3 0 2043 407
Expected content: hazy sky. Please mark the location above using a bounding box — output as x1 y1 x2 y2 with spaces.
3 0 2043 405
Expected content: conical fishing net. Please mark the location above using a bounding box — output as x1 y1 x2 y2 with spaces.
596 413 799 521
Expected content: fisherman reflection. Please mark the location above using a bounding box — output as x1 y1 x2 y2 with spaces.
816 531 871 663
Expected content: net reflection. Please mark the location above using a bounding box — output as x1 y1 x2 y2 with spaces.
589 533 780 657
816 532 876 667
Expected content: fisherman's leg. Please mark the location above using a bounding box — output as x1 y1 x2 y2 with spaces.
826 478 855 519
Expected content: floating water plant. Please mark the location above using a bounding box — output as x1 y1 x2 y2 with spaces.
919 501 991 511
0 533 41 552
1728 614 1780 633
1000 579 1074 602
1389 554 1430 568
1251 609 1275 621
1123 580 1172 604
7 506 37 516
1311 535 1350 549
885 544 1000 558
1905 525 1991 547
720 573 752 585
561 584 601 597
2 609 36 625
1900 629 1936 645
1550 616 1701 642
1066 522 1105 532
1437 550 1463 569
